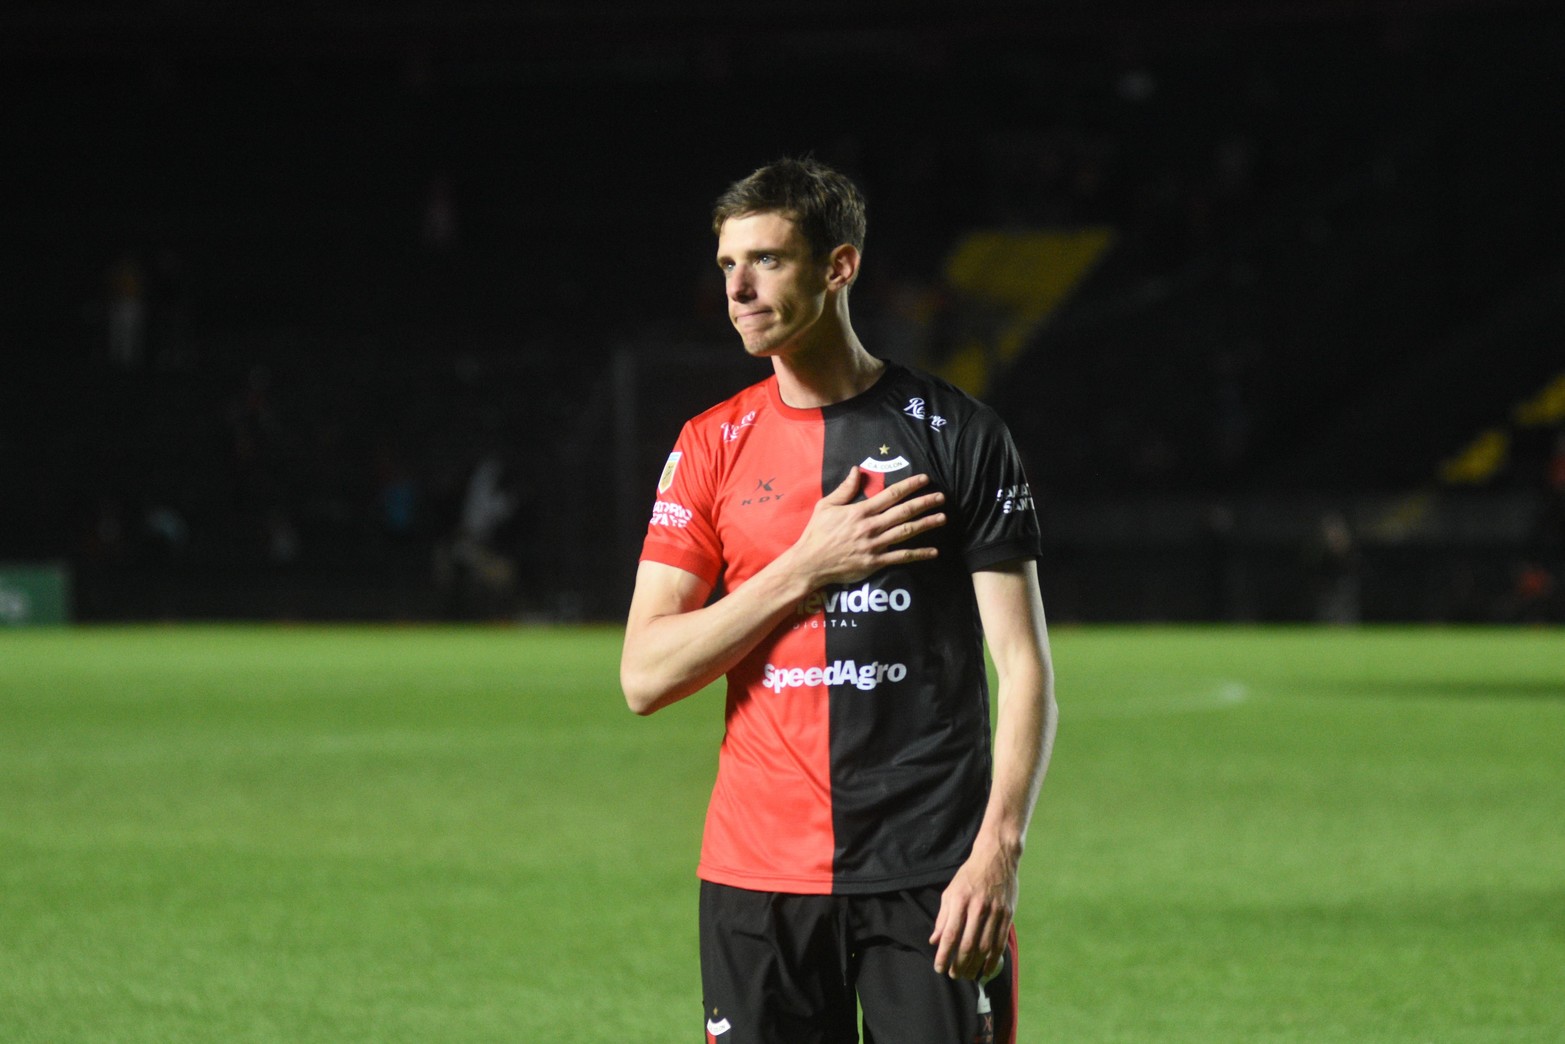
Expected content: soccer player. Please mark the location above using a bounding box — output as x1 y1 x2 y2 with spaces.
621 157 1057 1044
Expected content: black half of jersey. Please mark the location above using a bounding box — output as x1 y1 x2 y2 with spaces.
814 363 1041 891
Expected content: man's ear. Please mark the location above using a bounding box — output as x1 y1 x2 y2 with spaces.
825 243 861 291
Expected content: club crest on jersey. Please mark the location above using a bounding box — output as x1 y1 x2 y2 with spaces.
657 451 682 494
858 451 910 498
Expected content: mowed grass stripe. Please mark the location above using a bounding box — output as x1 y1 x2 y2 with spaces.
2 625 1561 1042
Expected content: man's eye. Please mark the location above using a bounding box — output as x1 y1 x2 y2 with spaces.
758 254 777 266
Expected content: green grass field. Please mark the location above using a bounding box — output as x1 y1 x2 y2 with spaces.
2 625 1562 1042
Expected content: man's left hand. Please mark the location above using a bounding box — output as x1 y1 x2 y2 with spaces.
929 839 1020 980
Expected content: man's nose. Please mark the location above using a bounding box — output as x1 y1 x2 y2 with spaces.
727 268 754 301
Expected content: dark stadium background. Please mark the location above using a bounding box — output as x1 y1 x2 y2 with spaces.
2 0 1561 625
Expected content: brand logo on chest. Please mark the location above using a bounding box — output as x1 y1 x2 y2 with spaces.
738 477 785 507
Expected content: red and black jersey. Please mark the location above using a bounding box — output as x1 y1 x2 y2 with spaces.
640 362 1042 895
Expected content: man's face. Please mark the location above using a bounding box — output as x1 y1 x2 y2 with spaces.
715 212 829 358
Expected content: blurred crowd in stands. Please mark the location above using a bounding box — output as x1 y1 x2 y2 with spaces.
4 3 1561 622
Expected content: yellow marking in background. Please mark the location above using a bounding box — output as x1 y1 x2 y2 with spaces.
935 227 1114 397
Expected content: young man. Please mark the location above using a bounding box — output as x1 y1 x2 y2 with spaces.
621 158 1057 1044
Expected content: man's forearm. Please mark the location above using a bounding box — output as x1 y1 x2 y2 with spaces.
621 551 816 715
975 662 1056 857
968 562 1056 858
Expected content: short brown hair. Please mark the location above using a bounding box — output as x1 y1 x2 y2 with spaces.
712 157 867 261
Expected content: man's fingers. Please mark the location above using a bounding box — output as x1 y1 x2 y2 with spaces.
825 467 865 503
883 518 944 556
932 895 987 978
894 491 946 523
971 912 1004 978
953 904 987 978
871 491 945 542
930 900 957 974
870 472 932 506
931 924 957 976
807 470 943 583
933 896 1011 979
887 496 946 546
826 471 942 523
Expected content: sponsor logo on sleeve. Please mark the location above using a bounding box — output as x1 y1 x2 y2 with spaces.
996 483 1033 515
657 451 682 493
650 500 693 528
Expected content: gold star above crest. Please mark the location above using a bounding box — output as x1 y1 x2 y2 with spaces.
878 444 890 455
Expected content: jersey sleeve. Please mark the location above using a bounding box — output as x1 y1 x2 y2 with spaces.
638 420 725 589
951 407 1043 572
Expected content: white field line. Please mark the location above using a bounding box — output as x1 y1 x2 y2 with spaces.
1068 681 1251 719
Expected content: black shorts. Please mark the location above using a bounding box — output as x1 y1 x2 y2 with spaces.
698 880 1018 1044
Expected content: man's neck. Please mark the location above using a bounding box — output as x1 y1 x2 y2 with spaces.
771 331 885 410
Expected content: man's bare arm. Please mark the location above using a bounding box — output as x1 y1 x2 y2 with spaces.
930 559 1057 979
